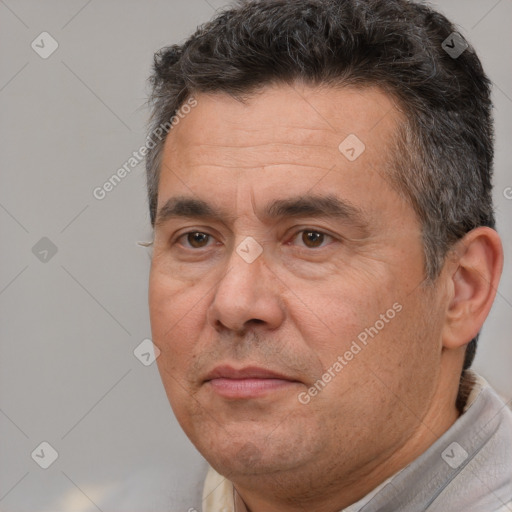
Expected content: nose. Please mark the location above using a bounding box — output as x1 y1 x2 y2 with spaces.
206 241 286 335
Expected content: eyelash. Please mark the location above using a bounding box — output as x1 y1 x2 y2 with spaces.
174 229 335 250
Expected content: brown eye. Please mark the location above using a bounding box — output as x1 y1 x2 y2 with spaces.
300 231 326 248
185 232 211 248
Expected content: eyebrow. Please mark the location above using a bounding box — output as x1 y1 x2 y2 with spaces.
155 194 370 229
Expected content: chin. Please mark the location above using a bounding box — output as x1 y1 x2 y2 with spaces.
194 424 316 478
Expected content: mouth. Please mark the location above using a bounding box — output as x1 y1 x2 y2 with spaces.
203 365 302 399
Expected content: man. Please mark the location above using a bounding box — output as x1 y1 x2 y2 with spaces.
145 0 512 510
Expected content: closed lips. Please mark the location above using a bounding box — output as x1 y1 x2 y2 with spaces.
204 365 300 382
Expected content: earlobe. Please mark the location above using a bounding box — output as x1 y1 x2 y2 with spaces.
442 227 503 350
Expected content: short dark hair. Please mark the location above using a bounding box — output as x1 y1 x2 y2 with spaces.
146 0 496 374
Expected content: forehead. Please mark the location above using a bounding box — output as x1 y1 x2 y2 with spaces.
157 83 407 226
164 83 401 164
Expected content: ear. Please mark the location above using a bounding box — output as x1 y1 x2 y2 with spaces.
442 227 503 349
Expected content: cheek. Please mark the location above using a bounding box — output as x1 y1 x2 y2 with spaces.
149 267 208 377
149 261 204 327
296 273 396 355
306 298 436 442
355 292 442 416
150 277 207 428
298 275 425 396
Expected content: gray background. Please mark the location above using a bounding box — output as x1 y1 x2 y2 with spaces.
0 1 510 511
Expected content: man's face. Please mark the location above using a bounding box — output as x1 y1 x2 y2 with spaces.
149 84 448 487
